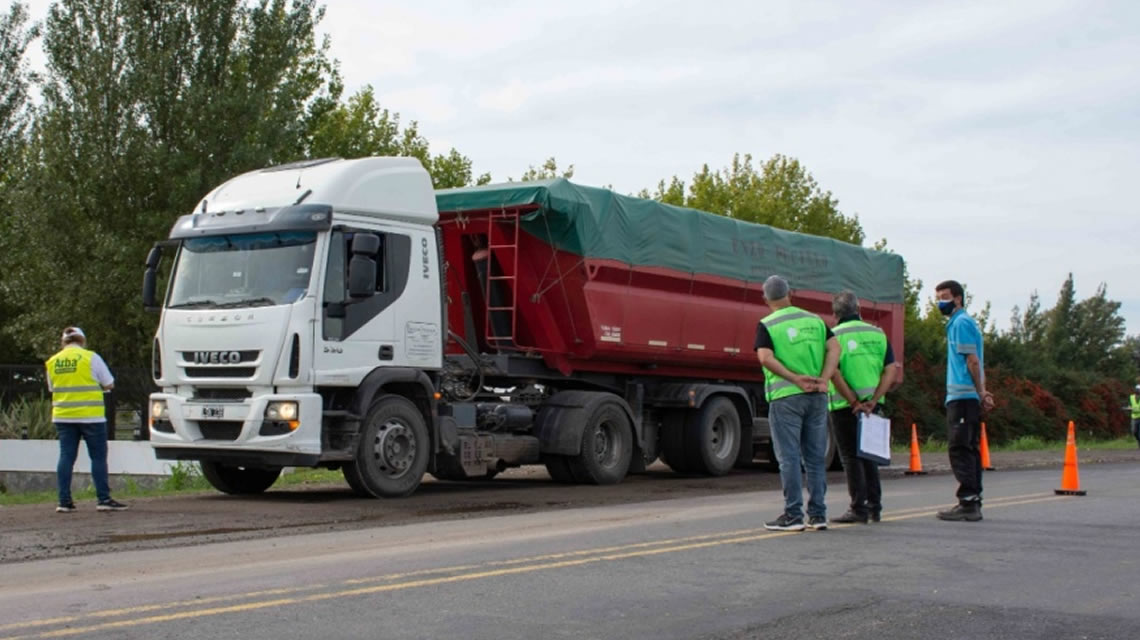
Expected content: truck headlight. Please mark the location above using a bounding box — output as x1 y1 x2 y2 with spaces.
265 401 298 421
150 399 169 421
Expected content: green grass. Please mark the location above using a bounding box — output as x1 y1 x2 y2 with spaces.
0 465 347 505
890 435 1136 454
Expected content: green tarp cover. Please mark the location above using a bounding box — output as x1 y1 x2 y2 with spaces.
435 179 904 304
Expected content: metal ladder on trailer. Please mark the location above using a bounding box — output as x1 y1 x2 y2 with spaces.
484 209 519 349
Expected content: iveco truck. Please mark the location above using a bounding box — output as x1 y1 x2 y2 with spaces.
143 156 904 498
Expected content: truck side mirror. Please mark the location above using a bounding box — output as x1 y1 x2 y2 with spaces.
142 246 162 311
347 233 380 298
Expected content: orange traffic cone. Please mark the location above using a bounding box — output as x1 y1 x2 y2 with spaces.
904 423 928 475
980 422 995 471
1054 420 1086 496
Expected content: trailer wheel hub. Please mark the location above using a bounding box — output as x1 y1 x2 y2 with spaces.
592 420 620 466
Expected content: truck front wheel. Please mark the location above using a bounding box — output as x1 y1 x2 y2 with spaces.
200 462 281 495
343 394 430 498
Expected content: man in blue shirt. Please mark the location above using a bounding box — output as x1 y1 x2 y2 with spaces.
934 280 995 522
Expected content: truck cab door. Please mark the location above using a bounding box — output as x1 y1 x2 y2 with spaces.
316 229 403 377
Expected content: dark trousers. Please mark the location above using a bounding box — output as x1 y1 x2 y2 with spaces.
830 409 882 516
56 421 111 504
946 399 983 503
1131 419 1140 448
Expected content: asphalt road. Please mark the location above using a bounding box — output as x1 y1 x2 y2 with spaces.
1 464 1138 640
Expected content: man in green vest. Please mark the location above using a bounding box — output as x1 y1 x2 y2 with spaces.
45 327 128 512
827 291 900 524
1129 383 1140 449
755 275 840 532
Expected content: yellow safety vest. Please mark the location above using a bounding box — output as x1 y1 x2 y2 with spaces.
45 347 105 420
1131 394 1140 420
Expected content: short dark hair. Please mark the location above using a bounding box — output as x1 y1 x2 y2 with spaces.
935 280 964 300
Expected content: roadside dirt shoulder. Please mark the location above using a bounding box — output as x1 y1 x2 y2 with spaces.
2 448 1137 564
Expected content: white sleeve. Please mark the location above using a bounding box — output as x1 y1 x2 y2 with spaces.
89 354 115 387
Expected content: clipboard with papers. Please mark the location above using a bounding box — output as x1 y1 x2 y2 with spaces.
856 413 892 466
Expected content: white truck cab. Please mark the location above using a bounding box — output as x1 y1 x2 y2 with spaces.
145 157 445 496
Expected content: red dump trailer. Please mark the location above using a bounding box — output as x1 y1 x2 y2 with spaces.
432 179 904 481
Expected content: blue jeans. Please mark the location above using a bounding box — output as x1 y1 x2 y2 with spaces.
768 393 829 519
56 422 111 504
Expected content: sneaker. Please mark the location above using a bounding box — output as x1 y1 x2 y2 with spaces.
96 499 129 512
806 515 828 531
936 503 982 522
831 510 869 524
56 502 77 513
764 513 805 532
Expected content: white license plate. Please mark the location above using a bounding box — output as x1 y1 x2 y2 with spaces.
183 404 227 420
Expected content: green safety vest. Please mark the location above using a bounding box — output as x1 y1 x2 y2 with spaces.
828 320 888 411
45 347 105 421
760 306 827 402
1131 394 1140 420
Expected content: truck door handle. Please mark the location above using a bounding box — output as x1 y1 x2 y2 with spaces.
379 345 394 360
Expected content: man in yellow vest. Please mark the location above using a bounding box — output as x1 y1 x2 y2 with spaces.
827 291 900 524
755 276 840 532
1129 383 1140 449
45 327 128 512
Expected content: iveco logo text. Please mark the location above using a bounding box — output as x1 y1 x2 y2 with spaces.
421 237 430 279
193 351 242 364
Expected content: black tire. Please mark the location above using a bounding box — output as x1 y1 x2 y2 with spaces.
759 442 780 472
660 410 695 473
200 461 281 495
343 394 430 498
826 427 842 471
567 399 633 485
342 465 372 497
543 455 577 484
687 397 742 476
734 421 754 469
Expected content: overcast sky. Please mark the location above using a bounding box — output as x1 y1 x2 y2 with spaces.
21 0 1140 335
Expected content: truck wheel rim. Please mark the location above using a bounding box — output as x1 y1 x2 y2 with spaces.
372 420 416 477
709 415 735 459
593 420 620 467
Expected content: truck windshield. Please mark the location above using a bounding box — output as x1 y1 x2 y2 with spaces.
167 231 318 309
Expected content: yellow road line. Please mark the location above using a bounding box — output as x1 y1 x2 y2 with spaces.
1 492 1069 639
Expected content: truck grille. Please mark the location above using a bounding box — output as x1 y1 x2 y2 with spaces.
192 388 252 402
199 421 243 441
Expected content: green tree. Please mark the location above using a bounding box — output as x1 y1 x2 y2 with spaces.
642 153 865 245
1069 283 1128 374
515 157 574 182
0 1 39 363
0 0 37 171
1046 273 1077 366
304 85 489 188
1 0 338 365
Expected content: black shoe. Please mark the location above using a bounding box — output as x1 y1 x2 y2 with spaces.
56 502 76 513
832 510 869 524
764 513 805 531
96 499 129 512
936 503 982 522
870 511 881 523
806 515 828 530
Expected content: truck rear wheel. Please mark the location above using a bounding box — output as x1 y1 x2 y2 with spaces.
567 399 633 485
687 397 741 476
343 394 430 498
200 462 281 495
660 410 694 473
542 455 577 484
